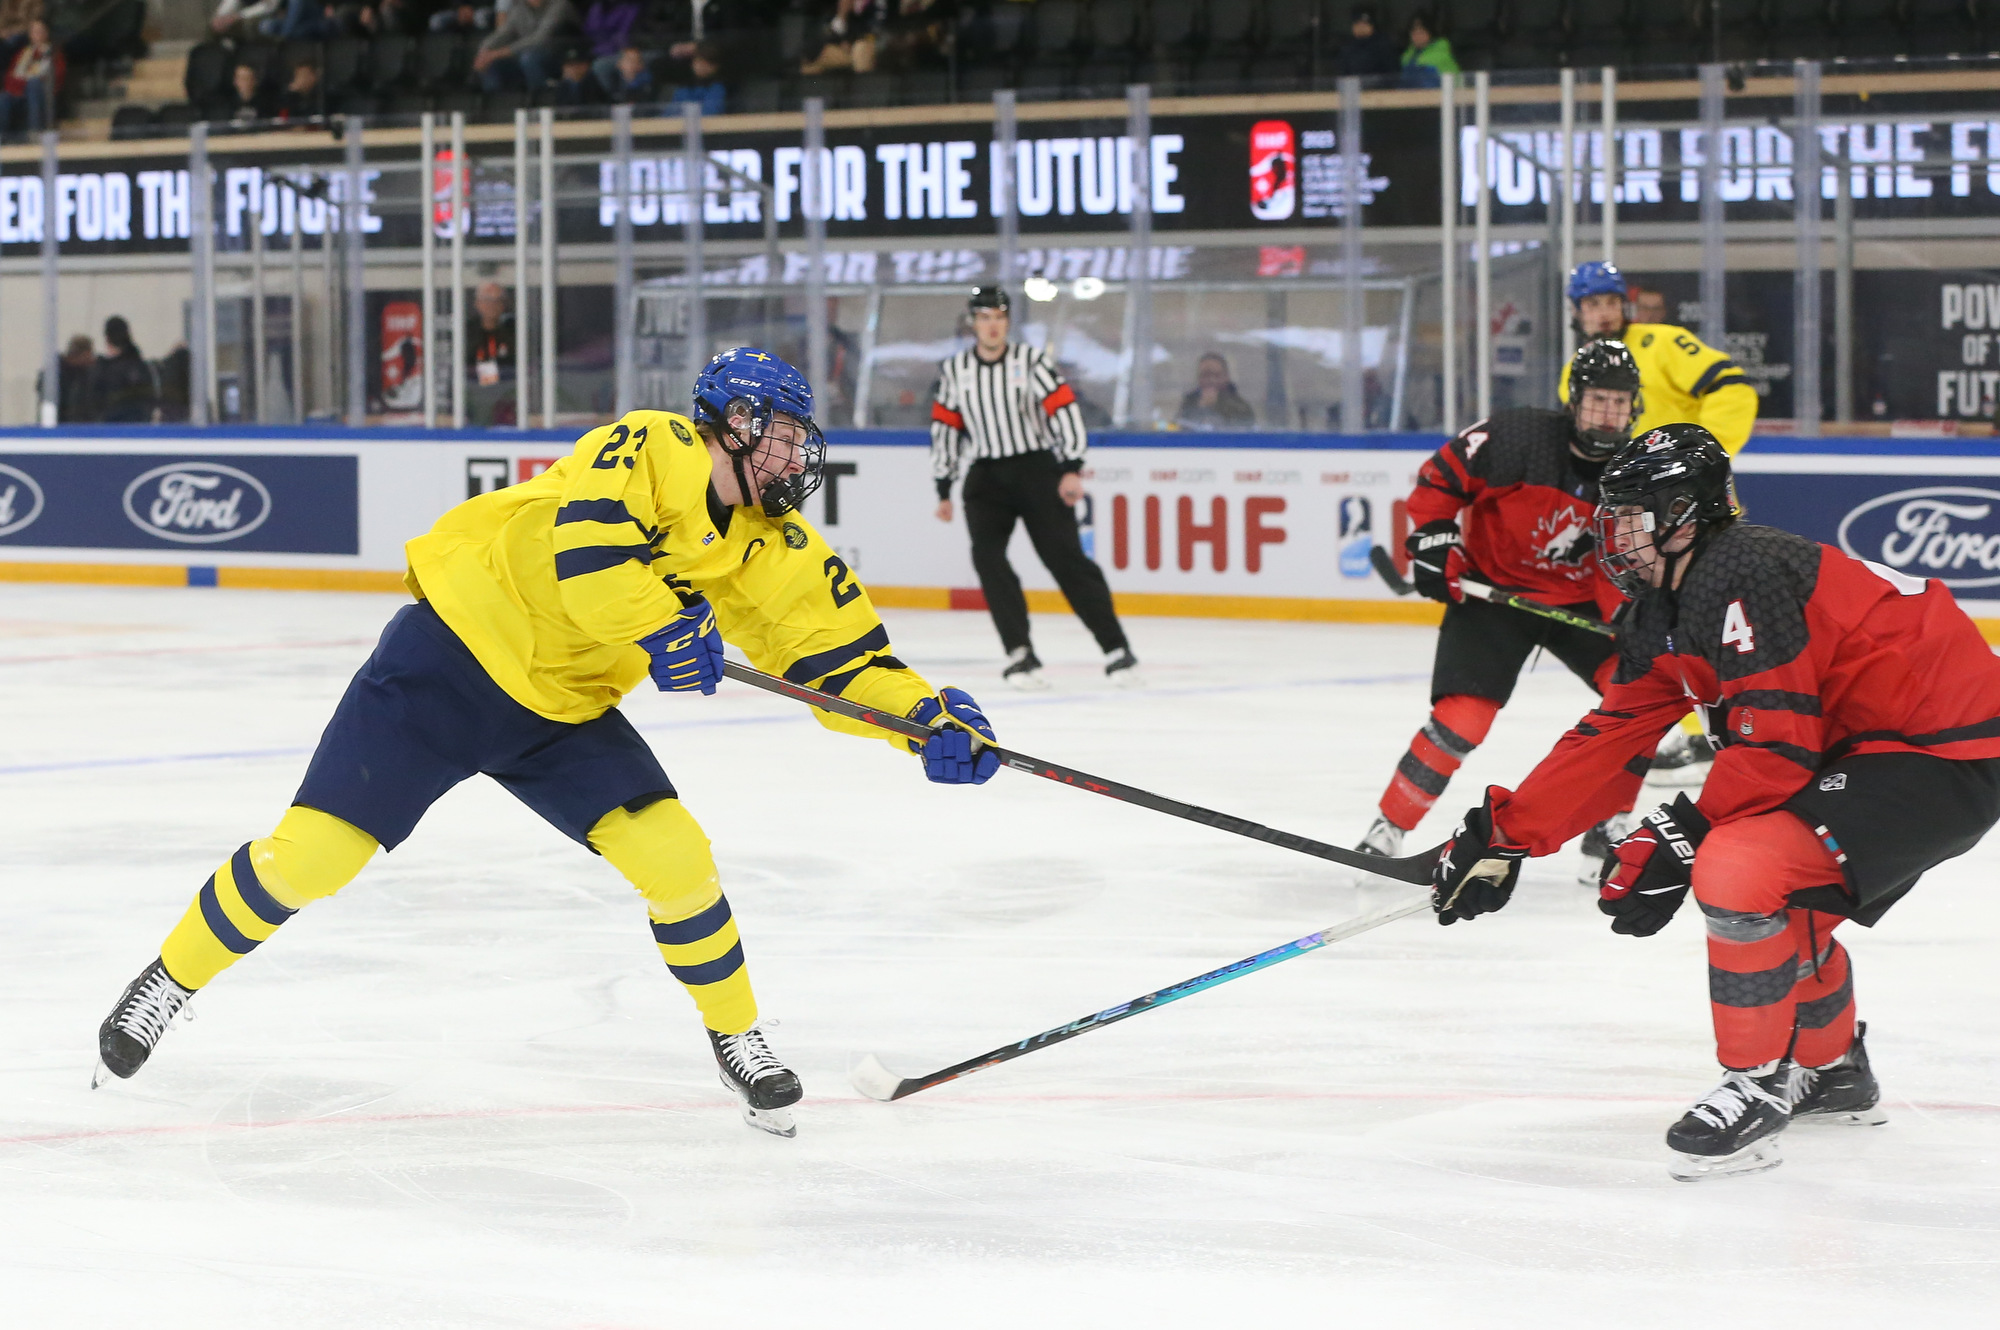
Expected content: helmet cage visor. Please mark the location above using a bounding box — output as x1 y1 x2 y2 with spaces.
712 395 826 517
1593 494 1696 598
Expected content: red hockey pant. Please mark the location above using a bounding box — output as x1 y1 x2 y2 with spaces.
1691 811 1857 1071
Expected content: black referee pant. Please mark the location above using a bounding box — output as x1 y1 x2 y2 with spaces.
962 450 1128 656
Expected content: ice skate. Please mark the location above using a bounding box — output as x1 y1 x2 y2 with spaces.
1104 647 1143 688
94 958 194 1087
1666 1061 1791 1181
1788 1022 1888 1126
710 1024 803 1138
1647 728 1715 788
1001 645 1050 691
1577 810 1641 884
1355 816 1405 859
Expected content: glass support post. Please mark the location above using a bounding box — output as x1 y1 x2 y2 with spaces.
250 172 267 423
39 130 58 426
1793 61 1822 436
1698 65 1726 348
1601 67 1617 264
1834 127 1854 423
514 108 531 430
994 88 1018 288
421 113 437 429
191 123 216 427
1126 83 1154 429
1559 67 1576 364
1340 75 1364 434
344 117 367 426
289 179 305 423
450 111 467 429
540 108 557 427
804 97 829 398
612 103 635 416
685 101 707 383
1439 72 1457 435
1474 71 1492 422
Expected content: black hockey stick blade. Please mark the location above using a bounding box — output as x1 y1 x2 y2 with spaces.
1370 544 1416 596
850 890 1434 1101
718 658 1444 886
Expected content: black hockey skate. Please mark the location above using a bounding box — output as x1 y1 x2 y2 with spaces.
1577 811 1640 885
1666 1061 1791 1181
1002 646 1049 691
94 958 194 1088
1788 1022 1888 1126
1104 648 1143 688
1647 729 1716 788
710 1025 803 1138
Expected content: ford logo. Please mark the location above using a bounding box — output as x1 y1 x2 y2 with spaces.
1837 485 2000 588
0 462 46 538
121 461 273 545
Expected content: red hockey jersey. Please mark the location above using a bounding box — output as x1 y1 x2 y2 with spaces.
1408 408 1622 615
1492 523 2000 855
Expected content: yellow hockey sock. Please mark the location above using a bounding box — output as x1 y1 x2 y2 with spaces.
590 798 759 1035
158 806 378 990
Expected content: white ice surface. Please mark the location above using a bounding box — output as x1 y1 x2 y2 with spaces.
2 586 1997 1328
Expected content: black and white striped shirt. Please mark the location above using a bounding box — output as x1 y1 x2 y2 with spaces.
929 342 1088 498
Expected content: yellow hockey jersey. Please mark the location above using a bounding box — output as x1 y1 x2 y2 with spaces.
1559 324 1758 454
404 409 935 739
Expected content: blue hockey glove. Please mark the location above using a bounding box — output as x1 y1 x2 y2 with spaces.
639 598 724 695
906 687 1000 785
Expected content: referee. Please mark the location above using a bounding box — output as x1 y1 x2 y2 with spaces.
931 285 1139 689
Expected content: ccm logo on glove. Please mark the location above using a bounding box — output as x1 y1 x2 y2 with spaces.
639 599 725 695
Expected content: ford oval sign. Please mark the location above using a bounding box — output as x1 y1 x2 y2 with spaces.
1837 486 2000 589
121 461 273 545
0 462 46 538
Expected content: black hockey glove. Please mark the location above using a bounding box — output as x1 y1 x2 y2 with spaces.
1431 790 1530 926
1597 794 1711 937
1408 519 1476 604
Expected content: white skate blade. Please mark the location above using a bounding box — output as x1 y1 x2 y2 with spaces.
1107 666 1145 689
1004 671 1051 692
90 1058 111 1090
1795 1105 1889 1127
1669 1138 1784 1181
850 1053 911 1102
740 1103 797 1138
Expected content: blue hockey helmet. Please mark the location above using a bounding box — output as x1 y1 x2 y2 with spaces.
690 346 825 517
1566 260 1629 304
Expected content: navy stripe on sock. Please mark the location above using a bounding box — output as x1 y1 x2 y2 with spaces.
666 941 745 987
198 876 257 955
650 897 733 946
229 843 296 926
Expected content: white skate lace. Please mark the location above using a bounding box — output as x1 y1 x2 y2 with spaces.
114 969 191 1048
1690 1070 1786 1129
1784 1064 1820 1106
719 1028 787 1084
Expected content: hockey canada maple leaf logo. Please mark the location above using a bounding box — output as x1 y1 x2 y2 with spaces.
1532 511 1592 568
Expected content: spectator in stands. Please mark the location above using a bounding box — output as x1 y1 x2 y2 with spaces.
154 342 191 423
665 39 723 114
0 16 58 133
1176 353 1257 431
801 0 881 74
553 45 604 104
1335 5 1400 79
216 59 270 122
467 280 516 426
1630 286 1670 325
2 0 43 56
1399 10 1459 87
259 0 340 41
598 42 651 102
580 0 637 68
429 2 492 34
352 0 423 37
93 317 159 423
208 0 280 37
38 334 97 423
473 0 574 94
276 56 322 120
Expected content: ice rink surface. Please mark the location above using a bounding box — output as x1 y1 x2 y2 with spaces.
2 584 1998 1328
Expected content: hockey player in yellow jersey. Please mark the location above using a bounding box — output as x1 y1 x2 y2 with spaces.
1557 261 1758 455
93 348 1001 1137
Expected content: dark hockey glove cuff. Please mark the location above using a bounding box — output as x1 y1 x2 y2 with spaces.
1407 520 1465 604
1431 789 1529 926
1597 794 1710 937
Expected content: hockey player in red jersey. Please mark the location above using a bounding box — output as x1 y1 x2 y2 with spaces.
1356 341 1647 868
1429 423 2000 1179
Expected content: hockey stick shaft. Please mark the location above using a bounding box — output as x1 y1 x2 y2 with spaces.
1370 544 1614 638
853 892 1433 1100
718 658 1442 886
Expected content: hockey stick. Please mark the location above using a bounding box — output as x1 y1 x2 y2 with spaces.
1369 545 1615 639
851 890 1434 1101
718 658 1443 886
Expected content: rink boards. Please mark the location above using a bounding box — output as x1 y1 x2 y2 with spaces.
2 426 2000 628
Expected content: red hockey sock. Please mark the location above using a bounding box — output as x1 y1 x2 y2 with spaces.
1693 812 1852 1069
1378 694 1499 831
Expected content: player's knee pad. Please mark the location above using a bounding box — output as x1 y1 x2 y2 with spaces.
589 798 721 923
1432 694 1500 750
252 805 379 909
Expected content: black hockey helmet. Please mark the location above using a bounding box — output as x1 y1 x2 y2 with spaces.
968 285 1011 314
1593 423 1738 598
1566 339 1644 460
